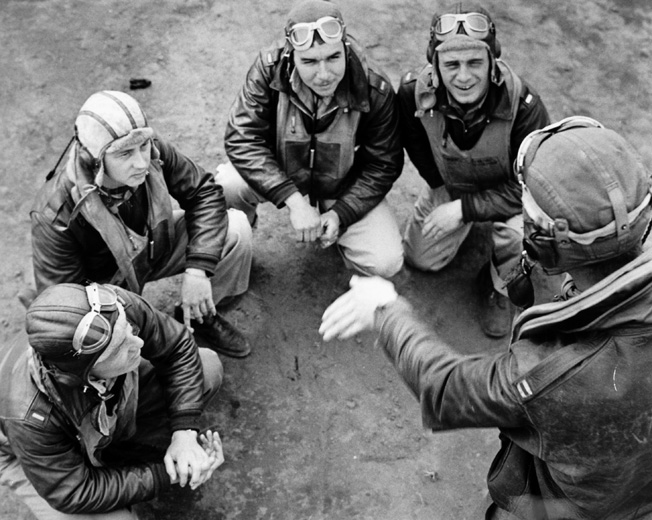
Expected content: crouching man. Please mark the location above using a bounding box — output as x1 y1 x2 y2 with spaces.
0 282 224 519
321 118 652 518
31 90 253 358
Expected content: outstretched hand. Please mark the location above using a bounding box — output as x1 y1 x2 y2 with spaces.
319 275 398 341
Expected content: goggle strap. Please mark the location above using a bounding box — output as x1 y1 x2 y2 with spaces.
524 187 652 246
85 284 102 313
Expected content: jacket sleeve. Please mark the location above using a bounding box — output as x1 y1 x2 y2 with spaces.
376 298 527 430
224 51 300 207
4 416 169 514
396 74 444 189
30 189 87 294
155 138 228 275
329 70 404 227
119 288 206 432
460 82 551 223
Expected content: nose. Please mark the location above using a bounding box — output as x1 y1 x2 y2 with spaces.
316 61 331 81
132 148 149 169
457 64 472 82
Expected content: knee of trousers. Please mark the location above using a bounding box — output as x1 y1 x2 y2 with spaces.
199 348 223 404
223 209 253 257
402 239 454 273
346 246 404 278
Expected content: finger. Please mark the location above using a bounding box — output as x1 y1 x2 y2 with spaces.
182 306 194 333
194 305 204 324
349 274 362 288
320 311 358 341
176 461 190 487
164 454 178 483
320 294 355 325
329 320 364 341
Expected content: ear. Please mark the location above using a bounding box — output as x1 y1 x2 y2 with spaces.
77 143 101 174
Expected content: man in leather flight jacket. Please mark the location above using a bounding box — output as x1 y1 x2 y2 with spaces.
218 0 404 279
320 118 652 519
0 283 224 518
30 91 253 358
397 3 550 338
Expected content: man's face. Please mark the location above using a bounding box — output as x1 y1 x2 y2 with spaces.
293 41 346 98
103 139 152 188
437 48 490 106
90 320 143 380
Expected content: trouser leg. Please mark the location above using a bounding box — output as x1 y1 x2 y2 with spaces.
402 185 472 272
214 162 265 226
334 198 404 278
150 209 253 306
490 214 523 296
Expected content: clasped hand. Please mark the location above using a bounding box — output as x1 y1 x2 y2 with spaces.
286 192 340 248
165 429 224 490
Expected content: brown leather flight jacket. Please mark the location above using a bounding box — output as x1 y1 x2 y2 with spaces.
224 37 403 228
31 137 228 295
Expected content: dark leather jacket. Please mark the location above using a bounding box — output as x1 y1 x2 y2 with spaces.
0 287 205 514
224 38 403 228
397 61 550 223
376 248 652 519
31 137 228 294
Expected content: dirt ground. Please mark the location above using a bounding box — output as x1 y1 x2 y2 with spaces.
1 1 652 519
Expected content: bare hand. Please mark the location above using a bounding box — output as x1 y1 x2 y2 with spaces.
422 199 464 242
196 430 225 489
165 430 212 489
319 210 340 249
181 269 216 331
285 192 322 242
319 275 398 341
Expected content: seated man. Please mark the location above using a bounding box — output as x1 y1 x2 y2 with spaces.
321 118 652 518
31 90 253 358
218 0 404 278
397 3 550 337
0 282 224 519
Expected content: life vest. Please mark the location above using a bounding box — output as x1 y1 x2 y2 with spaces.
415 60 522 197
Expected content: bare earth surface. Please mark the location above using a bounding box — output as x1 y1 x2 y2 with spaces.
1 1 652 519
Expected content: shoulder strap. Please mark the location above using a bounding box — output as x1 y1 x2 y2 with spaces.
513 340 607 402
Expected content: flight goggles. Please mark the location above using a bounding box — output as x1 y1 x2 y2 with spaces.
434 13 491 41
71 283 119 356
286 16 345 51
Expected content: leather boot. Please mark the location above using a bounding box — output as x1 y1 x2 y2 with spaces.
174 306 251 358
477 263 513 339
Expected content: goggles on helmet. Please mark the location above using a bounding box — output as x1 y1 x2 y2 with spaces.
72 283 119 356
286 16 345 51
434 13 491 41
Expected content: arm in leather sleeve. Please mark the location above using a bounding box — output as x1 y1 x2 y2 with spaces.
155 138 227 276
460 83 551 223
118 288 205 431
224 52 300 207
329 76 404 227
4 416 169 514
30 206 86 295
376 298 526 430
396 77 444 189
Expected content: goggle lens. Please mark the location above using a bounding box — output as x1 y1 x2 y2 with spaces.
435 13 490 40
72 284 119 355
288 16 344 51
